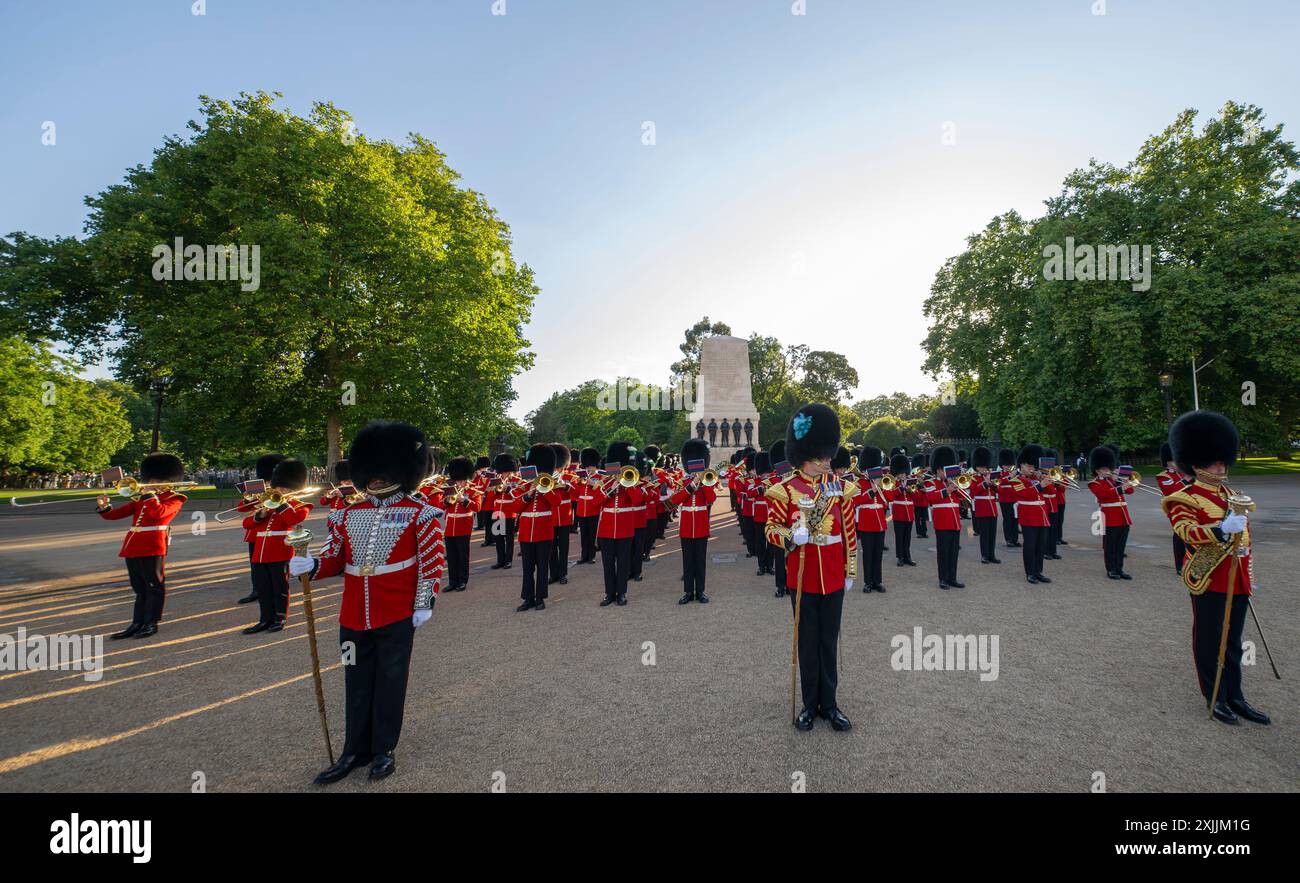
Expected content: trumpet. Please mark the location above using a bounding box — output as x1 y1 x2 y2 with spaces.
878 474 897 492
699 469 719 488
214 487 320 522
533 473 556 494
9 478 198 508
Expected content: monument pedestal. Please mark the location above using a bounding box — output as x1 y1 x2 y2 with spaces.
687 335 760 465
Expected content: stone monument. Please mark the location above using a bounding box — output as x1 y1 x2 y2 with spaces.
687 335 760 465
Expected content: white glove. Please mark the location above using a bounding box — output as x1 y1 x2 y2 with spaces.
1220 514 1247 535
412 608 432 628
792 527 810 546
845 578 854 591
288 555 316 577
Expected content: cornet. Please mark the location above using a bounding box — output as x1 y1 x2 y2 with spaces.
699 469 719 487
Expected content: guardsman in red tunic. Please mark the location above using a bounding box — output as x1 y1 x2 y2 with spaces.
1160 411 1269 726
242 458 313 634
737 448 758 558
885 454 916 567
1008 445 1052 584
764 404 858 733
969 446 1001 564
486 453 519 569
235 454 285 605
319 459 357 512
910 453 930 539
96 453 188 640
473 456 494 546
1156 441 1191 575
292 421 446 783
767 440 790 597
1040 455 1063 561
926 446 965 589
440 457 481 592
751 452 774 576
573 447 603 564
514 444 561 611
548 443 575 586
1086 445 1135 580
996 447 1020 547
670 439 717 604
851 446 889 592
596 442 645 606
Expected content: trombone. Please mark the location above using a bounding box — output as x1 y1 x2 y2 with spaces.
1116 469 1162 496
9 477 197 508
214 487 320 523
1044 466 1083 491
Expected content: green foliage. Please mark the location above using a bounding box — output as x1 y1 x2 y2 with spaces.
859 415 923 453
923 102 1300 457
608 424 644 451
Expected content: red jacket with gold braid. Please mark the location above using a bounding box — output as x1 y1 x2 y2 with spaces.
314 493 446 631
98 491 186 558
1156 468 1190 497
1161 481 1253 596
763 472 858 595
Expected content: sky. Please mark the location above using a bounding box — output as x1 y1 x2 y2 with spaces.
2 0 1296 422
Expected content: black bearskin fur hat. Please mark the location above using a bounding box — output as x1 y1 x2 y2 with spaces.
1159 441 1174 465
348 422 431 492
606 441 634 467
474 456 491 470
769 440 785 464
255 453 286 482
492 452 517 474
1170 410 1238 473
332 459 350 483
786 403 840 466
997 447 1016 468
523 443 557 475
643 445 661 464
580 447 601 468
858 446 883 471
971 446 993 469
890 454 910 476
447 456 474 482
930 445 957 472
911 453 926 471
1088 445 1117 475
551 443 572 469
831 446 852 470
681 438 710 464
141 452 184 483
1018 444 1045 469
270 457 308 491
754 452 772 474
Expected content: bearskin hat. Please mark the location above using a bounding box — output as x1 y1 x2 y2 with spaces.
492 452 517 474
890 454 909 476
681 438 709 464
997 447 1016 468
742 446 757 470
785 403 840 466
347 422 430 492
606 441 633 467
911 453 926 471
931 445 957 471
859 446 883 471
255 453 286 482
971 446 992 469
580 447 601 468
769 440 785 464
548 443 571 470
270 457 308 491
1088 445 1117 475
523 443 557 474
332 459 351 483
474 456 491 470
1159 441 1174 465
831 446 852 470
754 452 772 474
1170 410 1238 473
140 452 184 483
1017 443 1045 468
643 445 661 465
957 448 968 464
446 456 474 482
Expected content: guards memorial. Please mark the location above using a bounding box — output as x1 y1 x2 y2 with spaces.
687 335 760 465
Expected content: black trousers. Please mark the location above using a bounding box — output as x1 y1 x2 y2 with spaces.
773 546 787 590
1103 524 1130 574
1000 501 1019 544
857 531 884 587
1021 524 1047 577
789 590 843 714
478 510 493 544
340 617 415 759
550 527 570 579
914 506 929 537
246 542 256 592
893 519 913 562
739 515 755 555
681 536 708 597
630 528 646 576
251 561 289 625
755 525 773 572
1054 503 1066 543
494 517 516 565
1045 510 1059 556
656 512 668 539
936 529 960 583
520 540 551 603
599 536 634 599
125 555 166 625
1172 533 1187 574
578 515 598 561
446 534 470 588
1190 590 1248 705
974 516 997 560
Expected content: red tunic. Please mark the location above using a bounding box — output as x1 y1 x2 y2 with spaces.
1156 468 1188 497
852 483 888 532
925 481 962 531
98 491 186 558
1088 477 1133 528
885 483 914 523
970 474 998 519
668 485 716 538
244 500 312 563
574 473 604 518
996 474 1018 505
516 488 561 543
597 484 646 539
441 484 481 537
1162 482 1253 596
763 473 858 595
1009 477 1050 528
552 479 574 527
315 493 445 631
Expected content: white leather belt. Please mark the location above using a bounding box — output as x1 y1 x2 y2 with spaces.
520 511 549 518
1019 500 1045 505
605 507 639 513
256 530 291 537
891 500 913 506
446 512 473 518
679 505 708 512
1101 502 1128 508
856 504 883 510
975 495 995 501
932 503 959 509
129 525 168 532
345 556 415 577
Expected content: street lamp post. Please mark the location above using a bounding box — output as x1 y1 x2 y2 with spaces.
1158 370 1174 428
150 378 167 453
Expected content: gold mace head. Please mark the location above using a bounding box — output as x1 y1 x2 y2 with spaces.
1227 494 1256 516
286 526 314 553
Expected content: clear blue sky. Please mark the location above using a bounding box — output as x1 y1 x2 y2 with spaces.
2 0 1295 421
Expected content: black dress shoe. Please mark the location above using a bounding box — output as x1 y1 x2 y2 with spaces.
1228 699 1270 724
1119 571 1132 580
862 584 871 593
503 562 513 569
896 560 905 567
875 584 886 593
981 558 990 564
1007 542 1021 548
1058 539 1068 545
313 753 372 785
490 563 505 569
535 600 545 611
949 580 965 588
133 622 158 638
794 709 815 731
678 593 693 605
615 595 627 606
774 588 786 598
1026 575 1040 584
243 622 270 634
266 621 284 633
820 707 852 731
110 623 142 640
989 558 1001 564
516 601 535 612
558 577 568 585
1107 572 1121 580
939 582 949 590
1046 553 1062 560
1035 574 1051 583
905 559 917 567
369 753 396 780
1211 701 1240 725
599 596 615 607
237 593 258 604
633 574 643 581
695 593 709 604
